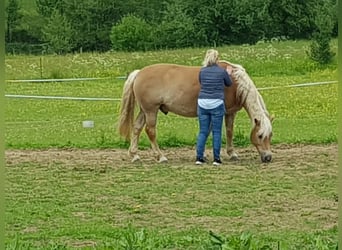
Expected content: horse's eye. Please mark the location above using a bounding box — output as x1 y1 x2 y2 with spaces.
258 134 263 139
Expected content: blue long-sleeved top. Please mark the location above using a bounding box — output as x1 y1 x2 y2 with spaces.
198 64 232 100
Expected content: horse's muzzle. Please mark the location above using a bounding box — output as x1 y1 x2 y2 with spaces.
261 152 272 163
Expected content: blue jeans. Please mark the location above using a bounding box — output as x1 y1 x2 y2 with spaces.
196 104 225 160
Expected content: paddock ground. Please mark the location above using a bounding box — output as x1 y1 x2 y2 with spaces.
6 143 338 169
5 143 338 238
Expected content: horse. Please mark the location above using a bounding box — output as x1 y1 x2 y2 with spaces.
118 60 273 163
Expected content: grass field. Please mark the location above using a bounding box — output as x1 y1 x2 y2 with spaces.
5 145 338 249
5 40 338 149
5 40 338 249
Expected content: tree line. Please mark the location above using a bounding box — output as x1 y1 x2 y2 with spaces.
5 0 337 55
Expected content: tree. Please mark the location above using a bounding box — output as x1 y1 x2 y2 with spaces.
39 0 122 51
16 9 45 44
42 9 74 54
110 14 152 51
36 0 64 17
267 0 322 39
10 0 337 53
155 1 198 49
216 0 272 44
181 0 220 46
6 0 22 42
307 0 335 64
118 0 168 24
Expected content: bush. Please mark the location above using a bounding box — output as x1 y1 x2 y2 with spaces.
308 34 335 65
5 42 47 55
110 14 153 52
307 1 335 65
42 9 74 54
153 2 198 49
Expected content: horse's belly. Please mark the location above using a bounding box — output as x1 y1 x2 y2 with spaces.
165 103 197 117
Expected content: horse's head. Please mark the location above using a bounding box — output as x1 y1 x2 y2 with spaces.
219 59 274 162
250 116 274 163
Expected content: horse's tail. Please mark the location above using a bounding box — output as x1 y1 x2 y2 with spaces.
118 69 140 141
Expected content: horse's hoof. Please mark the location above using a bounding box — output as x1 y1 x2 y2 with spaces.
229 153 239 161
159 156 168 163
131 155 141 163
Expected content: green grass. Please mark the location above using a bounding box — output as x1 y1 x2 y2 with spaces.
5 158 338 249
4 40 338 149
5 39 338 79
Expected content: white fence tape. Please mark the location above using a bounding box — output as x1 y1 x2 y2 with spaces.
258 80 337 90
5 94 119 101
6 76 126 83
6 114 114 127
5 80 338 101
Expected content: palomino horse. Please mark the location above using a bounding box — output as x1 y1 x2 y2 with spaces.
118 60 273 163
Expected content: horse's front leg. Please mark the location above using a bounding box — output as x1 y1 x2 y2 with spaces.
225 113 239 160
129 110 145 162
145 112 168 163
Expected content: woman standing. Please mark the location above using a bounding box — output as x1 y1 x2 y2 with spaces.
196 49 233 166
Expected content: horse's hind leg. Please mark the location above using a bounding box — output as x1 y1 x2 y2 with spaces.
144 112 168 163
225 113 239 160
129 110 145 162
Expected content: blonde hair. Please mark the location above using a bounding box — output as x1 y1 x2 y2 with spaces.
202 49 219 66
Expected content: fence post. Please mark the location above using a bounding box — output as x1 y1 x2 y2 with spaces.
40 57 43 78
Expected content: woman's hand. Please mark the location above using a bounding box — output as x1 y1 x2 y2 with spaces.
226 65 233 75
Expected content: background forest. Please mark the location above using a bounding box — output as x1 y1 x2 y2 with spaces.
5 0 338 54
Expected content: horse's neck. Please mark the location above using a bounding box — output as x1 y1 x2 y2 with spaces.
231 65 269 122
242 86 268 122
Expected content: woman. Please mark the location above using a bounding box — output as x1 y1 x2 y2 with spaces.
196 49 233 166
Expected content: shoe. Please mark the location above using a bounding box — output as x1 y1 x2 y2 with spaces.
195 157 205 165
213 158 222 166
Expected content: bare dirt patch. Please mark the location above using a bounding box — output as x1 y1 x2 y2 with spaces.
5 143 338 168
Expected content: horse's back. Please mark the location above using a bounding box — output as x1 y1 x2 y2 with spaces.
133 64 201 117
138 63 200 81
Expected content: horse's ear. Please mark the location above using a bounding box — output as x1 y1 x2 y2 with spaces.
254 118 260 126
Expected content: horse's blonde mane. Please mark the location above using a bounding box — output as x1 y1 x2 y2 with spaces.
220 60 272 138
